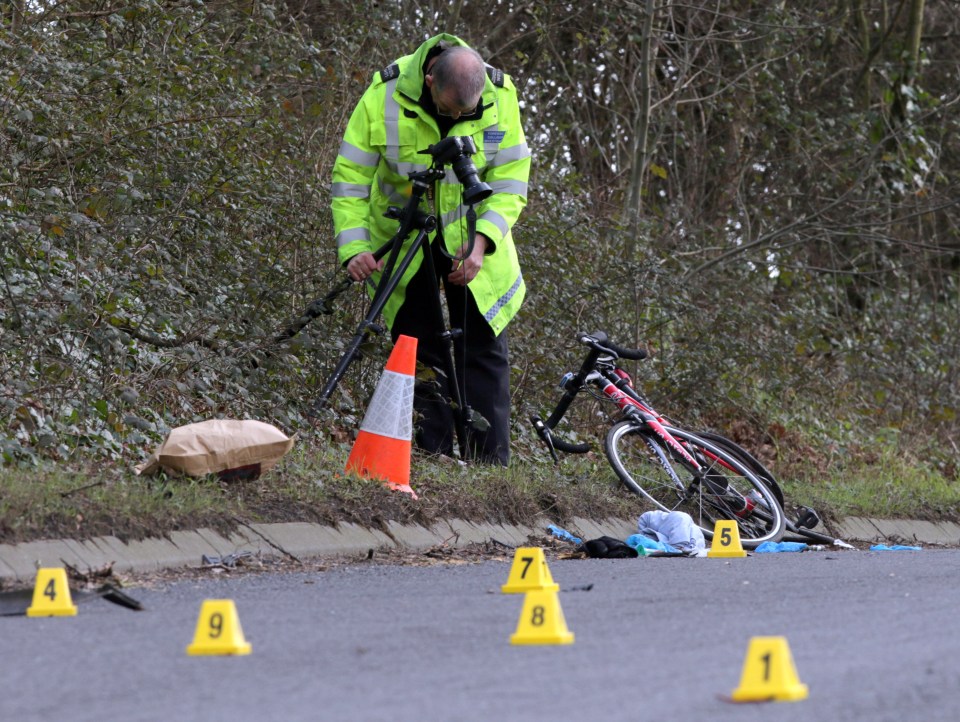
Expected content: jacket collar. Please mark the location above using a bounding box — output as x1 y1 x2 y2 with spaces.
395 33 464 101
394 34 499 131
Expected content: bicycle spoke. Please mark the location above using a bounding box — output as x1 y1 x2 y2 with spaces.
605 421 785 548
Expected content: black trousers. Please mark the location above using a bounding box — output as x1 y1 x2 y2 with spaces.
390 240 511 465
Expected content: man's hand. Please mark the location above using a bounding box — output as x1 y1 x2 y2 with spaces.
346 252 383 283
447 234 488 286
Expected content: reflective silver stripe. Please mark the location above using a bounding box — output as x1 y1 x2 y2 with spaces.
338 140 380 167
382 154 427 178
336 227 370 247
487 142 530 167
383 79 400 164
359 370 414 440
442 204 511 230
478 209 509 238
332 182 371 199
440 203 503 232
489 179 527 198
396 160 428 176
376 177 410 205
484 272 523 322
440 206 468 230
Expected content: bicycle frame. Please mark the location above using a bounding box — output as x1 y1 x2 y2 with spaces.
534 332 743 482
586 364 705 474
534 332 837 546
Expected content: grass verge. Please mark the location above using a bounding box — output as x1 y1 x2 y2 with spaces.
777 449 959 523
1 438 957 546
0 440 637 545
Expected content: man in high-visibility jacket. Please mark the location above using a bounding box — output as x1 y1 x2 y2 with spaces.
332 34 530 465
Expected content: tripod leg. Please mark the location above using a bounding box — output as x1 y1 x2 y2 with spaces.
444 285 511 465
390 239 510 463
310 229 429 416
413 238 470 456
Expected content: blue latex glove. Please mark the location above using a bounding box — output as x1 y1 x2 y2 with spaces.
625 533 678 554
547 524 582 545
755 541 808 553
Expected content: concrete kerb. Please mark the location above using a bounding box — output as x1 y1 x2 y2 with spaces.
193 527 270 558
441 519 501 546
572 517 636 542
81 535 151 575
909 520 960 546
91 535 186 574
243 521 394 560
831 516 881 542
167 531 221 562
0 541 53 581
383 521 448 549
63 538 117 572
0 554 17 580
1 540 83 581
2 516 959 583
567 518 609 542
485 522 536 547
338 522 395 552
837 516 960 547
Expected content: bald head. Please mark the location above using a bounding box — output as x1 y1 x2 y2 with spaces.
429 46 486 108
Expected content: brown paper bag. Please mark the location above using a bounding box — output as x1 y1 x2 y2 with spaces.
135 419 295 479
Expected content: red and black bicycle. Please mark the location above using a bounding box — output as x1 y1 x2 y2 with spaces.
531 331 788 548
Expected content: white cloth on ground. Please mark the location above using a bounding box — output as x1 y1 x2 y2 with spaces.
637 510 706 552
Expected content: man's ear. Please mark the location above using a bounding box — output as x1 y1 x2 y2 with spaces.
424 73 434 89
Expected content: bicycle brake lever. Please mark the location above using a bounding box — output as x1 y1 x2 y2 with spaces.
531 416 560 463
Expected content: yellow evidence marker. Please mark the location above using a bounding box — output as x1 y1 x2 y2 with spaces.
501 547 559 594
26 568 78 617
707 519 748 558
731 636 809 702
510 588 574 646
186 599 252 656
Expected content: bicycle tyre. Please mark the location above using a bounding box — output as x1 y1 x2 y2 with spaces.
604 420 785 548
694 430 843 544
693 430 785 507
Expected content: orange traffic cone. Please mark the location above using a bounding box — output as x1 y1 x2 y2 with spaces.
345 335 418 498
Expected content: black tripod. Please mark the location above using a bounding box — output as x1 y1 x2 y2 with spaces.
310 162 487 457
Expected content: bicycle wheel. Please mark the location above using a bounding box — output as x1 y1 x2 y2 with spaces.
604 420 785 548
693 429 784 507
694 429 843 544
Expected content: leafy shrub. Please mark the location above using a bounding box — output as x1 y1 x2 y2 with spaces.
2 2 958 482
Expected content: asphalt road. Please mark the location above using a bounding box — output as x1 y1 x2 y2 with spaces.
2 548 958 721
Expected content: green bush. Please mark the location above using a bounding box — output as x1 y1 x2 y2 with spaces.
2 2 958 487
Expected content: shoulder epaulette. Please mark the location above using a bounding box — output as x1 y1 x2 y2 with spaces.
378 63 400 82
486 66 505 88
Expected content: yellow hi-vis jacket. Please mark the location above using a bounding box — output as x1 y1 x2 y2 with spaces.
331 34 530 336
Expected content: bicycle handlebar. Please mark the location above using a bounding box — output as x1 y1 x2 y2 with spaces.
531 331 648 461
577 331 648 361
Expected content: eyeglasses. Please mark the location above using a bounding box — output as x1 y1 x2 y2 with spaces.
431 84 479 118
436 102 479 118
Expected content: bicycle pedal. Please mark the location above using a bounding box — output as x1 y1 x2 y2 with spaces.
795 506 820 529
